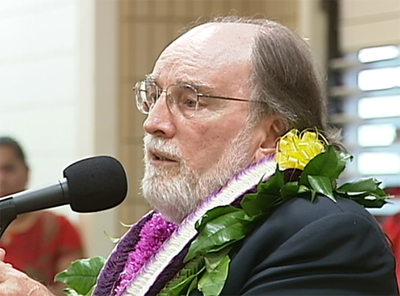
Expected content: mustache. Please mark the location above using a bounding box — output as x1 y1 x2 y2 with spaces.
143 134 183 160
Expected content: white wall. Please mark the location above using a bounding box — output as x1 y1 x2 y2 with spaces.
340 0 400 52
0 0 121 258
298 0 328 75
0 0 80 218
76 0 121 258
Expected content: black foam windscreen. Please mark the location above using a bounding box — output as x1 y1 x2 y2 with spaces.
63 156 128 212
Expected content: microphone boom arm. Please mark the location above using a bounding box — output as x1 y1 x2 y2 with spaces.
0 178 69 240
0 196 17 240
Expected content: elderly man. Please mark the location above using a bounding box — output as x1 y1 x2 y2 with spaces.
0 17 397 296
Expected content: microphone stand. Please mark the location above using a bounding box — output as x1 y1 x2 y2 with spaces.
0 196 17 240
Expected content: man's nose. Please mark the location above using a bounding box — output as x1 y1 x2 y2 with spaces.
143 94 176 138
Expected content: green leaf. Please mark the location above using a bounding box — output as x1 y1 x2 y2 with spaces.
308 175 335 201
300 146 341 186
195 206 240 231
310 188 317 202
298 185 312 194
203 246 233 270
335 190 389 208
160 256 205 296
63 288 83 296
256 167 285 196
186 277 199 296
337 178 381 194
374 187 387 196
280 182 300 200
185 210 251 262
334 150 353 178
335 178 391 208
85 286 95 296
55 256 106 296
241 167 284 216
241 192 282 217
294 185 316 201
198 255 230 296
348 193 388 208
166 267 205 296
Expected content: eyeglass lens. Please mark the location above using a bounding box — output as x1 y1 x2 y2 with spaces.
136 81 200 118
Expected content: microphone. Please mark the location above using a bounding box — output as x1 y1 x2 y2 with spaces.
0 155 128 217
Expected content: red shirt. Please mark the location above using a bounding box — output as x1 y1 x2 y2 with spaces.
0 211 83 285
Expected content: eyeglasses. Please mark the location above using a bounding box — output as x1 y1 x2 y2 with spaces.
134 79 264 118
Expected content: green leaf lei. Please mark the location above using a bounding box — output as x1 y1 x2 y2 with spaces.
165 130 390 296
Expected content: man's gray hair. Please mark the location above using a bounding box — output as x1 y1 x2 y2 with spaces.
207 16 343 149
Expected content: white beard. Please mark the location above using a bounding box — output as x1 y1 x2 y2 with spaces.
141 124 255 223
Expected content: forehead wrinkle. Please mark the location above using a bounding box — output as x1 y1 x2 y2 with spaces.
174 78 214 91
154 47 198 70
149 66 213 89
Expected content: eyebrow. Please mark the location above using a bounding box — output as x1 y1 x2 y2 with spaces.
145 74 215 94
176 78 215 94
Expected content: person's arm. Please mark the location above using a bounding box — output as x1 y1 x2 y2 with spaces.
0 249 55 296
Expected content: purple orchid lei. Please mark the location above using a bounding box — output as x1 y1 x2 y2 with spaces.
113 213 178 296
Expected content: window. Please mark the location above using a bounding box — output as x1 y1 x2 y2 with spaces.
329 45 400 190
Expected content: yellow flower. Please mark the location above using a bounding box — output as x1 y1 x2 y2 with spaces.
276 129 327 170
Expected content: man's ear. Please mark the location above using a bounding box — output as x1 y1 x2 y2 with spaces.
253 118 282 162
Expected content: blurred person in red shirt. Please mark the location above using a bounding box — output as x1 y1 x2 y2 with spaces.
0 137 84 296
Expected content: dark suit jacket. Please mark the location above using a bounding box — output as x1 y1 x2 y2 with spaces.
196 196 399 295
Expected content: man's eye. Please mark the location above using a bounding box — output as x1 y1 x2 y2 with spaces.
176 85 198 109
181 97 198 109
